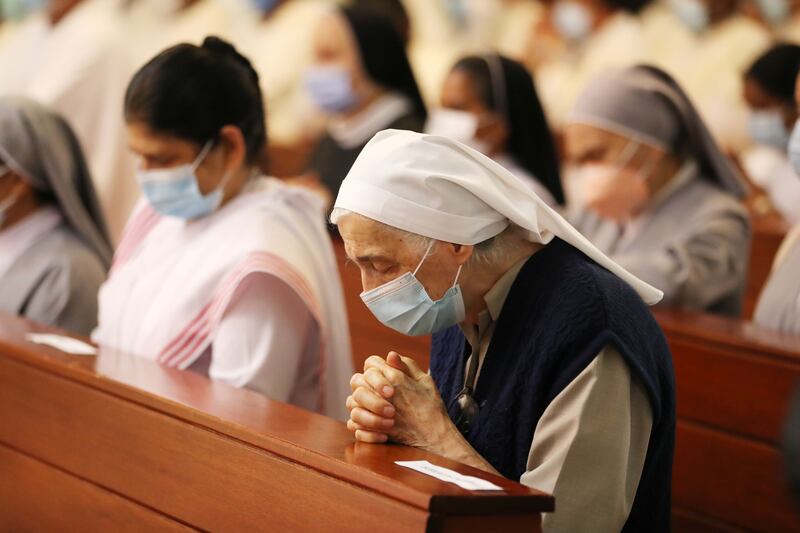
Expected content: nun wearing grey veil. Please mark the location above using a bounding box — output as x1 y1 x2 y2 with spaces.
565 65 751 317
0 97 111 336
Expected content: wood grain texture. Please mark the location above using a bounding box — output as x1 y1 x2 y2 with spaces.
0 443 191 532
743 212 789 320
0 312 551 531
656 309 800 532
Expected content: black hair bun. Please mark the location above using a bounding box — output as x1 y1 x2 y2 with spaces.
201 36 260 86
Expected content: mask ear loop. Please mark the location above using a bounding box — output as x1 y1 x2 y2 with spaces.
413 241 435 276
451 265 463 288
614 140 640 174
412 241 464 289
191 140 215 171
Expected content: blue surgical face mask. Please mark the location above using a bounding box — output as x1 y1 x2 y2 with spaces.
756 0 789 25
249 0 280 14
136 141 230 220
361 243 466 336
552 0 593 43
788 119 800 176
670 0 709 33
304 65 359 114
749 109 790 150
0 0 46 21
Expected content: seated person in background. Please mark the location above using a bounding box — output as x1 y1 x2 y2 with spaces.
741 43 800 225
754 73 800 334
0 0 136 239
425 54 565 207
334 130 675 532
565 65 751 316
92 37 353 420
533 0 655 128
0 97 111 336
657 0 770 152
303 5 427 200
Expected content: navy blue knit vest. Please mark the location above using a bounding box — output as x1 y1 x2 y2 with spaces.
430 239 675 532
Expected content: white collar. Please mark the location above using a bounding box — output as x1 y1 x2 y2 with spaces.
0 207 62 279
328 93 412 149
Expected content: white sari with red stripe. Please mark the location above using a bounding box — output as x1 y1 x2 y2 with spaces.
93 177 352 420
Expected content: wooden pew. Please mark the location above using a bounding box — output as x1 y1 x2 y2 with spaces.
743 211 789 320
0 312 553 532
655 309 800 532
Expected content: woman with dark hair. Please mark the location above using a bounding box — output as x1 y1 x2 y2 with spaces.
653 0 770 151
426 54 564 206
742 44 800 224
0 97 111 337
93 37 353 420
303 5 426 199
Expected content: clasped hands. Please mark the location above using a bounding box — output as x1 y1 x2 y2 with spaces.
346 351 454 453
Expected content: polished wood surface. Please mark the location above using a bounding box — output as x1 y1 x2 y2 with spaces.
743 211 789 320
655 309 800 532
0 312 552 531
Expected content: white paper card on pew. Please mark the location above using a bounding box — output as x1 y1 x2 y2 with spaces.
395 460 503 491
25 333 97 356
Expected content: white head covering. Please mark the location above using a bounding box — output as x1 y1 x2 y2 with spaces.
331 129 663 305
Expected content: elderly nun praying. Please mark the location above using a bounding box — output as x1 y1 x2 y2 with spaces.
564 65 751 317
332 129 676 532
0 97 111 337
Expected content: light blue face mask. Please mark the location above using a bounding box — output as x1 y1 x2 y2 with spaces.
0 0 46 21
788 119 800 176
749 109 790 150
137 141 230 220
552 0 593 43
304 65 359 114
669 0 709 33
756 0 789 25
360 243 465 336
249 0 280 14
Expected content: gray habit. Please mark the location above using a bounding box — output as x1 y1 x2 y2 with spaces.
568 168 751 316
567 66 751 315
0 227 106 336
0 97 111 335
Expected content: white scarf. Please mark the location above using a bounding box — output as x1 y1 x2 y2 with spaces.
94 177 353 419
332 130 663 305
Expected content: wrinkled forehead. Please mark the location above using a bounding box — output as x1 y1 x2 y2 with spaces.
337 212 421 264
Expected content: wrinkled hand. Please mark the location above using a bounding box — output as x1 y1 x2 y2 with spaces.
346 352 452 452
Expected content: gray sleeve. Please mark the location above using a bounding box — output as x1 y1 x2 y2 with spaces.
25 248 106 337
613 206 750 312
520 346 653 533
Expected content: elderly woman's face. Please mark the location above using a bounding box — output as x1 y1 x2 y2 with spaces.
338 214 464 301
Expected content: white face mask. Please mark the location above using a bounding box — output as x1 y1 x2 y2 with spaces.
574 141 654 223
424 108 490 154
552 0 593 43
